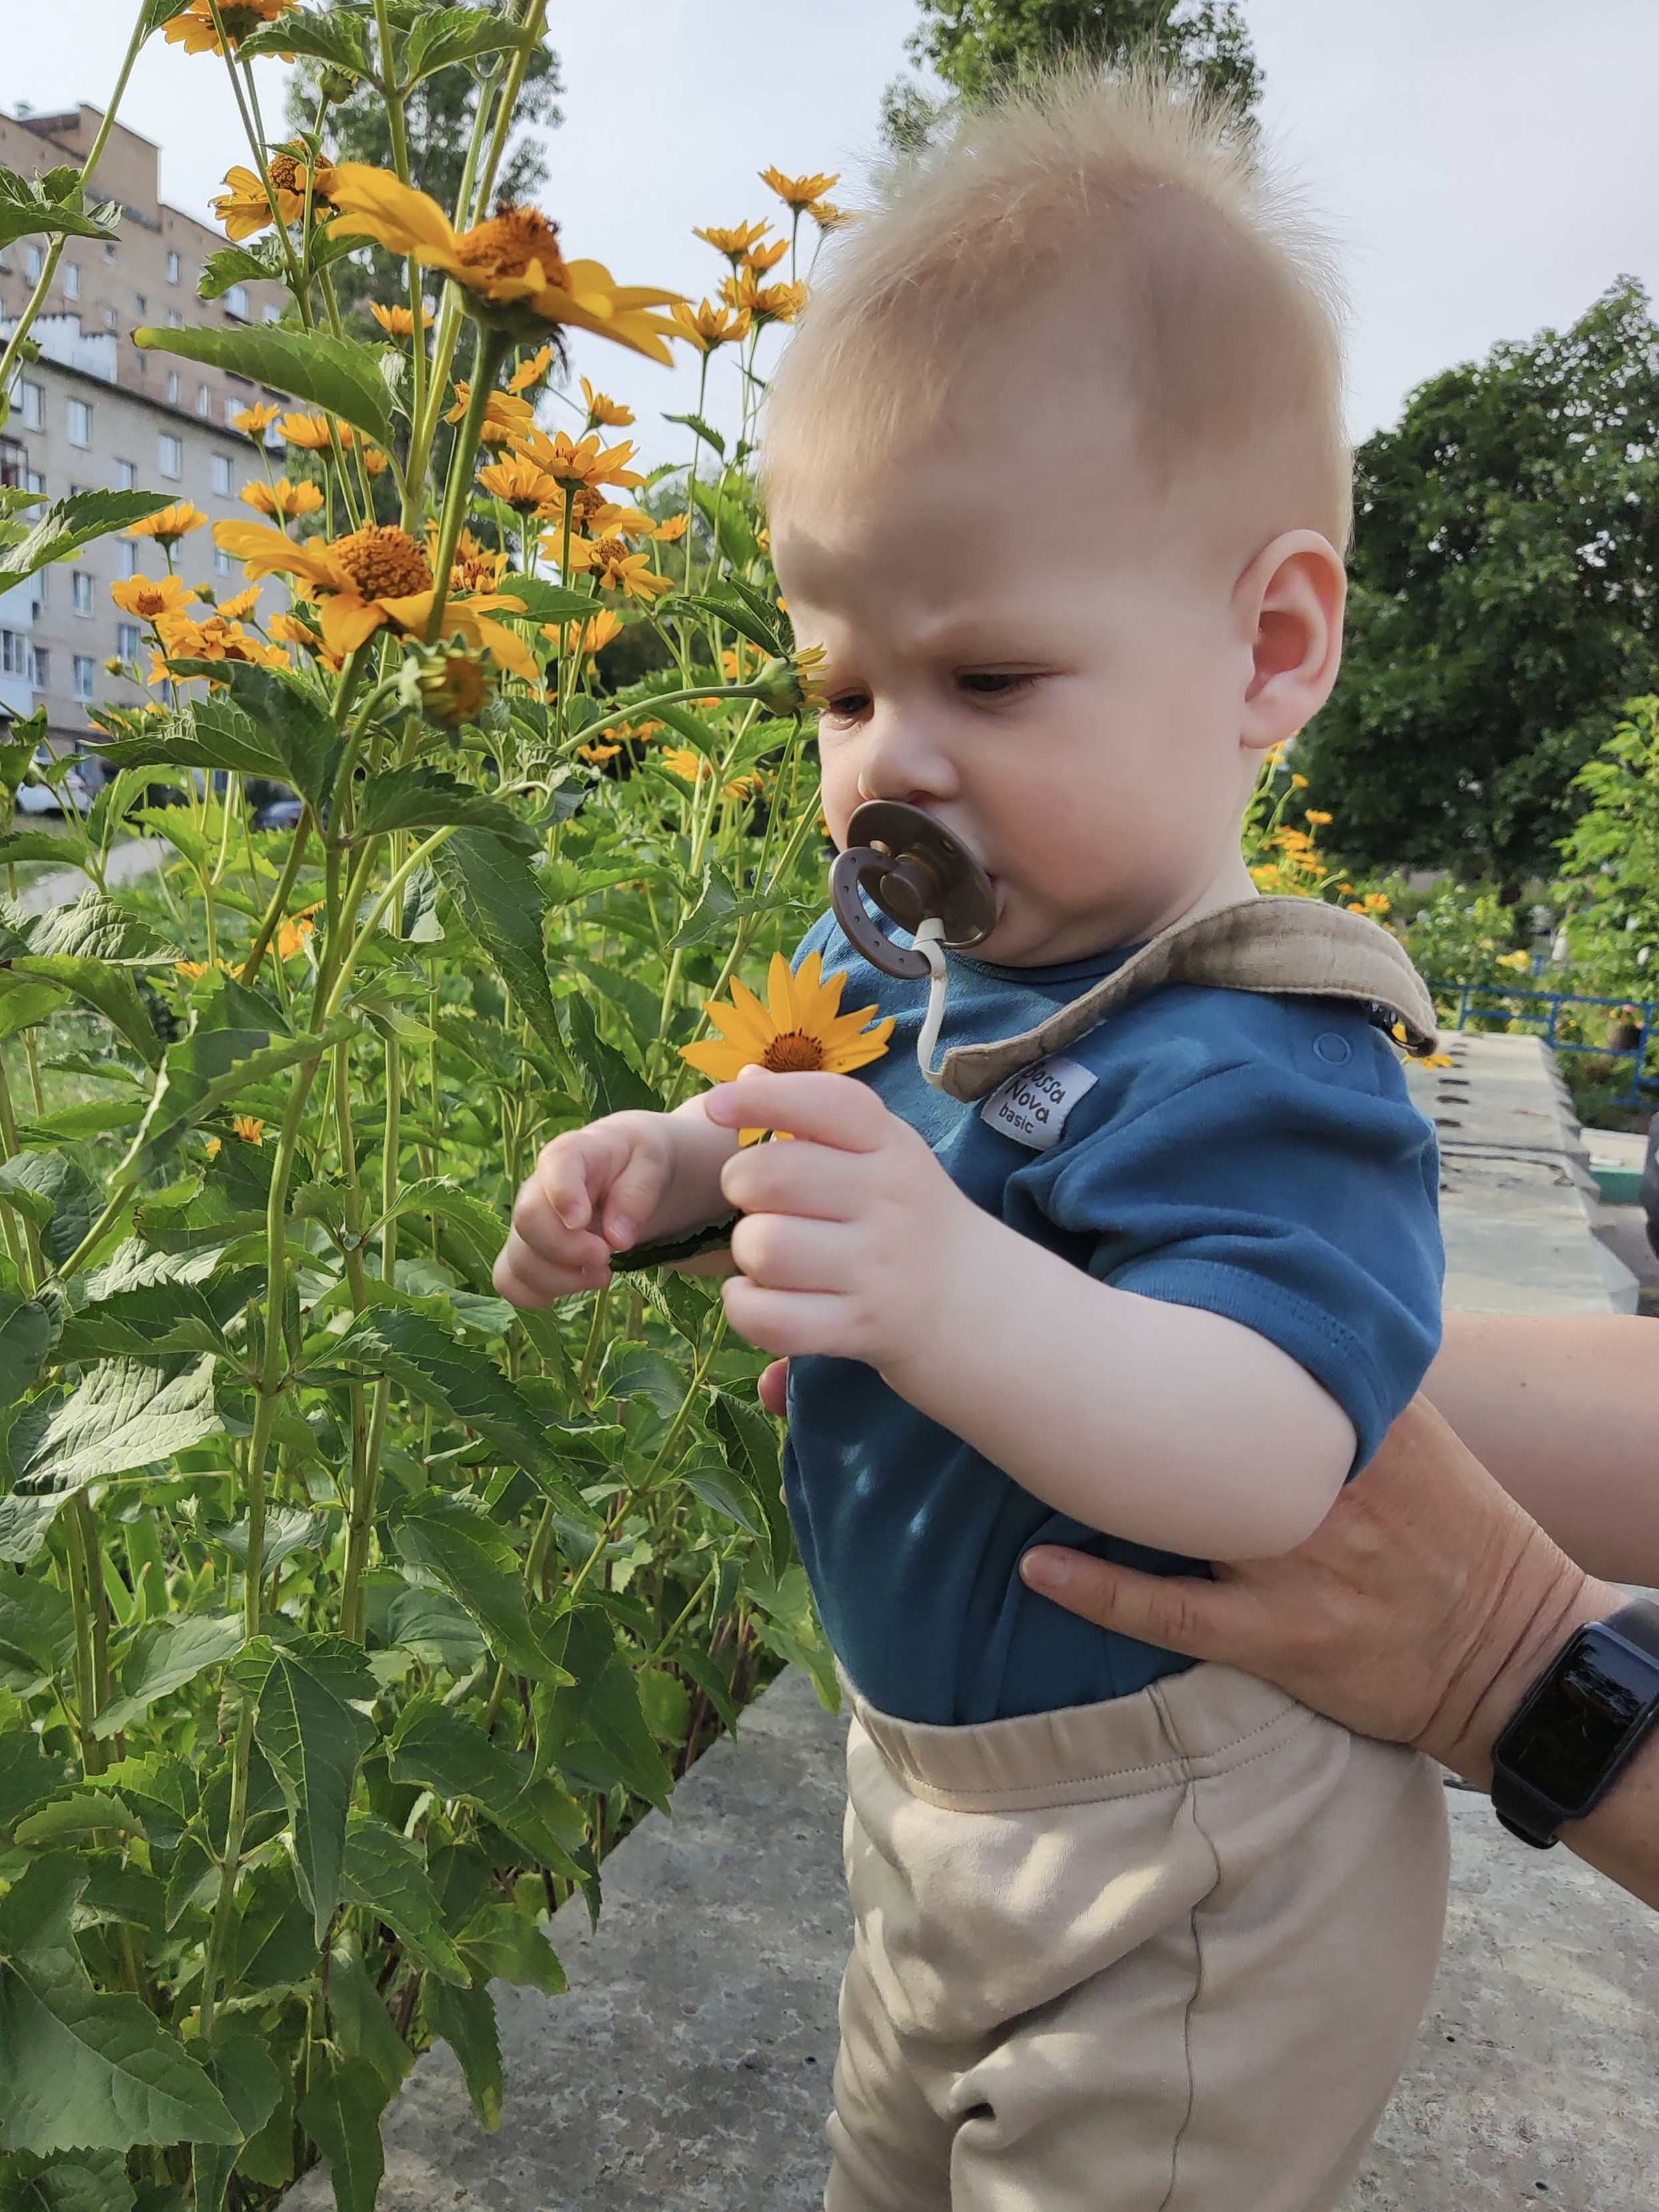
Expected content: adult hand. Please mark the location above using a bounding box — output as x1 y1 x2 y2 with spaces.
1020 1395 1618 1787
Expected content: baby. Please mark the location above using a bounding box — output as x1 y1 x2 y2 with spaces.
498 76 1449 2212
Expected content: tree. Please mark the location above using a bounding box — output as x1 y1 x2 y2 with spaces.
882 1 1261 150
1299 279 1659 894
286 7 561 311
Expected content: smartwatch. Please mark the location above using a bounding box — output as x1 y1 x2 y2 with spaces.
1489 1600 1659 1848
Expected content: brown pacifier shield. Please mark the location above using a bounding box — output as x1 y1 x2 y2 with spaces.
829 800 997 980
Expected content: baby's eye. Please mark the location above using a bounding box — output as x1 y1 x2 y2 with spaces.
958 670 1036 699
822 689 872 723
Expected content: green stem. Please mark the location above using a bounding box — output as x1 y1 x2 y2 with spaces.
426 324 511 641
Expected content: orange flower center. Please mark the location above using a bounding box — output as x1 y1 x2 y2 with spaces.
455 205 569 288
330 525 432 601
591 535 629 566
761 1032 825 1074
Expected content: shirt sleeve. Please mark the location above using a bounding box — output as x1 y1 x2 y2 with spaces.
1024 1010 1443 1471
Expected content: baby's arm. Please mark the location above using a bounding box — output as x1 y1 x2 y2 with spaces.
494 1095 739 1304
709 1066 1353 1560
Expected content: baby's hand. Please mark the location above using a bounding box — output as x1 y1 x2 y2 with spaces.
494 1112 685 1306
707 1068 974 1368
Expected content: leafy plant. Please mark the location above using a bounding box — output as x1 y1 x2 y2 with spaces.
0 4 836 2204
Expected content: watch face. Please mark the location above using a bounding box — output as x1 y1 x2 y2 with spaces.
1503 1627 1659 1815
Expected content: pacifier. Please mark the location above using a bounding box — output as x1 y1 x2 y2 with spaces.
830 800 997 1086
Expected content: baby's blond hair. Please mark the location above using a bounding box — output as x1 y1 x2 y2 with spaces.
762 73 1351 550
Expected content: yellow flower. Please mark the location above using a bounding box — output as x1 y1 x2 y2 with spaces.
212 149 334 242
725 769 766 803
760 167 840 210
213 518 538 678
745 237 791 276
446 384 538 448
1305 809 1333 825
580 377 633 428
565 536 674 602
361 446 390 477
807 200 855 231
149 610 288 682
276 904 323 962
370 302 432 338
694 220 771 264
508 344 558 394
240 476 324 522
1363 892 1392 915
127 502 207 546
1497 949 1532 970
279 411 349 451
681 950 892 1141
440 527 509 595
719 272 807 327
217 585 262 622
659 745 709 785
111 573 198 622
653 512 689 544
579 741 622 764
478 454 559 515
232 401 282 438
546 609 624 658
1291 772 1310 789
515 428 643 492
326 168 682 357
175 959 211 981
670 298 751 353
164 0 293 54
232 1114 267 1145
268 611 324 652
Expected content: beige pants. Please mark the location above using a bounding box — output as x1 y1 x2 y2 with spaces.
826 1663 1449 2212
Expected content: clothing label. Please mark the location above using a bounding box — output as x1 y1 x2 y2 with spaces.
979 1054 1098 1150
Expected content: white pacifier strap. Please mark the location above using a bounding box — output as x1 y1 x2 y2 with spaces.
914 917 950 1088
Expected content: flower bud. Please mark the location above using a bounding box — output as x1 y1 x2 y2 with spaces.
397 639 495 728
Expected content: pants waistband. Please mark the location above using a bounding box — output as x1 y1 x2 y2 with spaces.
842 1662 1324 1814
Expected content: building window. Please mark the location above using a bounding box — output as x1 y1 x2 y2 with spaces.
168 250 182 284
262 303 282 324
196 383 211 418
32 570 46 611
212 453 233 497
116 622 141 663
214 545 234 576
104 241 117 263
72 572 94 616
67 398 93 448
0 439 21 488
25 244 43 282
166 371 180 406
226 284 250 320
30 649 49 693
73 656 95 703
25 470 44 496
0 633 25 677
63 262 80 300
103 306 117 331
69 483 88 499
135 293 146 316
114 458 135 490
18 382 43 432
118 540 137 579
159 433 183 480
168 308 184 328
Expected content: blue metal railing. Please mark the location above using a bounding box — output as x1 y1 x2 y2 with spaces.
1429 980 1659 1106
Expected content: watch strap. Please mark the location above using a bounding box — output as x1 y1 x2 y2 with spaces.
1491 1598 1659 1850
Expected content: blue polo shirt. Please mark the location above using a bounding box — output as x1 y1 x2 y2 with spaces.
782 910 1444 1728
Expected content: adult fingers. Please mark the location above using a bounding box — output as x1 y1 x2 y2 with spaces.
1019 1547 1264 1669
721 1135 870 1222
703 1068 892 1152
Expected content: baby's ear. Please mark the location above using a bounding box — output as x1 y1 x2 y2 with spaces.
1237 530 1346 753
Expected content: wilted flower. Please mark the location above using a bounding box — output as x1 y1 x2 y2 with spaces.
326 169 681 356
759 167 840 210
240 476 324 522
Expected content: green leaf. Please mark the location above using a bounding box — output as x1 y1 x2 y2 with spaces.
709 1388 793 1578
0 833 93 869
573 1655 675 1814
7 960 163 1070
0 1495 65 1567
86 701 288 785
334 1309 575 1501
0 1295 58 1407
0 982 69 1047
295 2053 388 2212
404 7 534 83
0 494 174 599
192 662 338 808
0 169 118 252
18 893 176 967
676 592 789 660
0 2149 135 2212
254 1643 377 1944
328 1952 412 2097
385 1587 485 1674
192 2037 282 2212
15 1357 220 1495
690 480 759 571
561 992 660 1116
0 1732 76 1838
93 1615 244 1738
0 1965 238 2154
389 1493 568 1682
430 829 559 1056
454 1900 565 1996
0 1154 97 1270
350 766 537 851
13 1794 143 1848
387 1703 587 1876
338 1814 468 1985
132 326 394 448
489 575 607 625
55 1283 228 1365
668 865 739 950
207 1504 326 1573
421 1978 501 2132
663 413 726 458
117 1019 352 1184
238 8 372 69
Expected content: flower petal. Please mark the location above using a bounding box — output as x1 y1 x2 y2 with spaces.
680 1039 754 1082
318 593 386 656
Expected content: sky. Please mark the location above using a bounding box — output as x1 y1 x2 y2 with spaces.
9 1 1659 469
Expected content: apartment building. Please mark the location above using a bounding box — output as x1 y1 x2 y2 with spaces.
0 103 290 746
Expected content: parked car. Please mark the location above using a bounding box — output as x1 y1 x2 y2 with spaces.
253 795 304 832
15 748 92 817
1643 1112 1658 1262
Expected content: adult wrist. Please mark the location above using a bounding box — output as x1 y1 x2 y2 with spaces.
1428 1562 1624 1788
